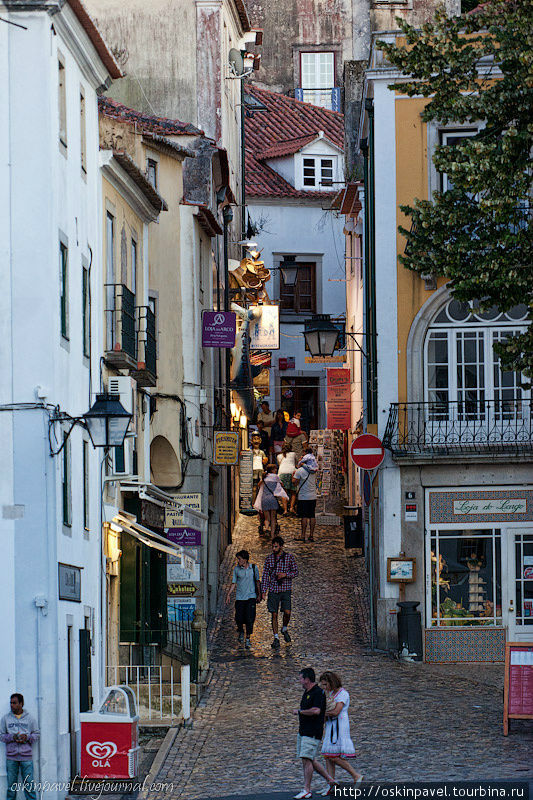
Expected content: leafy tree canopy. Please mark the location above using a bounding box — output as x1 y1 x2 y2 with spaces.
377 0 533 378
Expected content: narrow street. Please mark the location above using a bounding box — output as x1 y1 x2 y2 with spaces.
151 516 533 800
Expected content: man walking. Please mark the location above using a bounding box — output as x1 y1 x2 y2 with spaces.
0 693 40 800
232 549 261 648
261 535 298 649
293 447 318 542
292 668 336 800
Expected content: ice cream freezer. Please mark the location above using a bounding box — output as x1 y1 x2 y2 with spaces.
80 686 139 779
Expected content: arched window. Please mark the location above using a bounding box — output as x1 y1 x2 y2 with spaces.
424 300 529 420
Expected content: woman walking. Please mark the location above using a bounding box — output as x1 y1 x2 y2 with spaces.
277 443 297 515
254 464 288 535
318 672 363 794
271 409 288 456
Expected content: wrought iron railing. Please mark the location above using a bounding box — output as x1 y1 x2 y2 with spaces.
383 399 533 455
294 87 341 111
105 283 136 360
136 305 156 377
166 616 200 682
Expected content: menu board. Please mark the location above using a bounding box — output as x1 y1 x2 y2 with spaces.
503 642 533 735
239 450 254 511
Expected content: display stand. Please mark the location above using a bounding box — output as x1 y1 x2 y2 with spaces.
308 429 345 524
503 642 533 735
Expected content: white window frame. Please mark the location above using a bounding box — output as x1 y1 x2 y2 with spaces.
426 123 481 198
300 51 335 108
298 155 338 190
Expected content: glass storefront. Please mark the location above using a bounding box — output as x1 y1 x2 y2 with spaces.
430 528 502 627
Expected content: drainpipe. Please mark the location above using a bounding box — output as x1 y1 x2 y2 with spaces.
366 99 378 426
222 205 233 543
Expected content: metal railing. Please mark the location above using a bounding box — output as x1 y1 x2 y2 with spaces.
294 87 341 111
383 399 533 456
105 283 136 360
105 663 191 722
136 305 156 377
166 616 200 682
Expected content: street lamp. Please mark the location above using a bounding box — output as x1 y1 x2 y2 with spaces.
303 314 340 358
83 393 132 448
279 256 299 286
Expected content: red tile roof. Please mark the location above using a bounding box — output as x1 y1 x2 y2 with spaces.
245 85 344 199
98 96 203 136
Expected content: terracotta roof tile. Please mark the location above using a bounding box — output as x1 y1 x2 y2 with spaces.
98 96 203 136
245 86 344 200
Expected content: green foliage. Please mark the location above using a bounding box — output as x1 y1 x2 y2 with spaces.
377 0 533 378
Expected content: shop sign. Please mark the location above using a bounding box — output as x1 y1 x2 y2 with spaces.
140 499 165 530
167 552 200 583
213 431 239 465
279 357 295 370
405 503 418 522
239 449 254 511
167 596 196 622
503 643 533 735
58 563 81 602
201 311 236 348
165 493 203 527
166 583 197 597
453 498 527 515
305 355 346 364
167 526 202 547
523 556 533 580
387 557 416 583
250 305 279 350
326 368 351 431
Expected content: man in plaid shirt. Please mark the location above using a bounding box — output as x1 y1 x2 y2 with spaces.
261 535 298 649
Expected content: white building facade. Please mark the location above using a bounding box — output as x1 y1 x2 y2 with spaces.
0 2 120 794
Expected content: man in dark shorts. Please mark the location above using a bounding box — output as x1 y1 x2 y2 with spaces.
261 535 298 649
292 448 318 542
292 668 336 799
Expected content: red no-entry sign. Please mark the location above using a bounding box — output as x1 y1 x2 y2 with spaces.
350 433 384 470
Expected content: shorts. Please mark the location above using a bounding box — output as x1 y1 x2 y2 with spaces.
267 590 292 614
296 734 321 760
279 473 293 493
297 499 316 519
235 599 257 633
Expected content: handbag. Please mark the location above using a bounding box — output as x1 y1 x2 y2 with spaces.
251 564 261 601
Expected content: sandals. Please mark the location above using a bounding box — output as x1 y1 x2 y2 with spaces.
294 792 313 800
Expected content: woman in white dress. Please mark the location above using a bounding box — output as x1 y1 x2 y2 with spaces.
318 672 363 794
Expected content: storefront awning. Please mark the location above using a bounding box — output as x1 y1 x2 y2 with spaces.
110 511 180 556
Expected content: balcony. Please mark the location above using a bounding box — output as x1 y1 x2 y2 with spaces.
105 284 137 369
383 399 533 458
294 87 341 112
131 305 157 387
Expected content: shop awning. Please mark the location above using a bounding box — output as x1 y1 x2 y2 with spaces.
110 511 180 556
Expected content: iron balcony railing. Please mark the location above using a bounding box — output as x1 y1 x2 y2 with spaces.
105 283 136 361
294 87 341 112
166 616 200 682
383 399 533 456
136 305 157 378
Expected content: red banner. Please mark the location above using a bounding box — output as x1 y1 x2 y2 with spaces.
326 368 351 431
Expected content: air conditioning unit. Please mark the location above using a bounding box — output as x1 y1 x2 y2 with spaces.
108 375 137 432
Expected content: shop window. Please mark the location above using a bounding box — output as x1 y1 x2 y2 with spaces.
280 262 316 313
430 528 502 626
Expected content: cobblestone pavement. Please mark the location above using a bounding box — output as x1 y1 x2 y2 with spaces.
153 514 533 800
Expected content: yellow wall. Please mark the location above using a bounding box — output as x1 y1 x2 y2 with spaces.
394 97 447 402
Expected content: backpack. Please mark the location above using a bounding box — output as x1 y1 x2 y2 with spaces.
286 421 300 437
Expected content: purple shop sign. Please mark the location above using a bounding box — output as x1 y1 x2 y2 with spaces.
166 527 202 547
202 311 236 348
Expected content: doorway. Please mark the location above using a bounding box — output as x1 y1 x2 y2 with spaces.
504 528 533 642
280 377 319 432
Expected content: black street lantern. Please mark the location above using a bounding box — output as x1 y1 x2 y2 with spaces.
304 314 340 358
280 256 299 286
84 393 132 448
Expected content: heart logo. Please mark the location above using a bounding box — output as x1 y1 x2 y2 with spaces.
86 741 118 760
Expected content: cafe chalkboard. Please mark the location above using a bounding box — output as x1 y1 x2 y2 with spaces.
503 642 533 735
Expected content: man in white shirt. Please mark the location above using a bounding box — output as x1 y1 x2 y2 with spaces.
292 448 318 542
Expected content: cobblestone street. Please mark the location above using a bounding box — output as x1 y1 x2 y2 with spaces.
153 515 533 800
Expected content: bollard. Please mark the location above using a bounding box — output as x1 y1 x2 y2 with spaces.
181 664 191 723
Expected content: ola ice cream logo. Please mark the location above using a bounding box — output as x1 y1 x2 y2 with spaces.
86 741 118 767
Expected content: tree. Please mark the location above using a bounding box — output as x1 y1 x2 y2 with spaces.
377 0 533 378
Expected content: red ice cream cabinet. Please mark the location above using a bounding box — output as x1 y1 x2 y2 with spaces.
80 686 139 779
